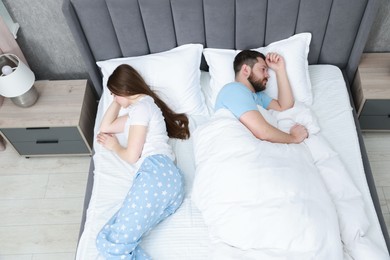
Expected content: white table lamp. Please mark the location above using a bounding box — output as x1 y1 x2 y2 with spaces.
0 53 38 107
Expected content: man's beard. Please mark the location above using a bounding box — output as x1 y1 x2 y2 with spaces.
248 72 267 92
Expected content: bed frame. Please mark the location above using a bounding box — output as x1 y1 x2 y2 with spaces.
62 0 389 252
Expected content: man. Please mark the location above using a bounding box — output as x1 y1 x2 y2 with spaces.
214 50 308 144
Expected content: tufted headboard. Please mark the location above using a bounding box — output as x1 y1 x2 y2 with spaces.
62 0 379 98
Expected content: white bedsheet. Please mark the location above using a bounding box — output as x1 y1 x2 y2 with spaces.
75 65 388 259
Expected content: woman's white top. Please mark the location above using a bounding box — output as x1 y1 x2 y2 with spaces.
124 95 174 166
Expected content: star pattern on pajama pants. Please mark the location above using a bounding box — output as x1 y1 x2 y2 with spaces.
96 154 184 259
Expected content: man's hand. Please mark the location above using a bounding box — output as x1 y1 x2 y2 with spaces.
289 124 309 144
265 52 286 73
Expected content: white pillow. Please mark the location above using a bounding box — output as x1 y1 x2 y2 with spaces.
203 33 313 109
96 44 208 116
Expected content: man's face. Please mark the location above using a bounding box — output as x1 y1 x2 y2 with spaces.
248 58 269 92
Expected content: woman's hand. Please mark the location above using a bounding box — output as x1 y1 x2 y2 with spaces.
97 132 119 151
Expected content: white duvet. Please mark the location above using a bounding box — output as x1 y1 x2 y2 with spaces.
192 103 388 259
76 65 389 260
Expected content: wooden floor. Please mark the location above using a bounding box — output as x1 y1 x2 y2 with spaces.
0 132 389 259
0 146 90 260
362 132 390 231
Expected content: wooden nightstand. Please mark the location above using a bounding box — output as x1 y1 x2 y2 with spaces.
352 53 390 131
0 80 97 157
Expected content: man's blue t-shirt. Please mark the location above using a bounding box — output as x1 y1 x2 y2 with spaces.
214 82 272 118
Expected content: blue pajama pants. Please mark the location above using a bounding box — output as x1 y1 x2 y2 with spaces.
96 154 184 260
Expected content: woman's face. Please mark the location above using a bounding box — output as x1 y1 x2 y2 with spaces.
112 93 142 108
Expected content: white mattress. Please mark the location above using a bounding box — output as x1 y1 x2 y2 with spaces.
76 65 387 259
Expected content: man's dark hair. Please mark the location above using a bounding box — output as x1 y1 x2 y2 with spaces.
233 50 266 75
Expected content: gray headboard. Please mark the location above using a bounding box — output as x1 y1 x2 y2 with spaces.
62 0 379 98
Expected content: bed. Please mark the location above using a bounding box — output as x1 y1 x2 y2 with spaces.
62 0 390 259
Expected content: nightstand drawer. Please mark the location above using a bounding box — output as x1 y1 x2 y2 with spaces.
360 100 390 116
0 127 83 143
10 140 90 156
359 115 390 130
0 80 96 157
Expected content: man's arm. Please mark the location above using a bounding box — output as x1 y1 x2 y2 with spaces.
266 53 294 111
240 110 307 144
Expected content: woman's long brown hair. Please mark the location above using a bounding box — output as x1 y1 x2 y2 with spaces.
107 64 190 139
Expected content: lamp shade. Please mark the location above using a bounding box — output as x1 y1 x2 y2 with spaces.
0 53 35 97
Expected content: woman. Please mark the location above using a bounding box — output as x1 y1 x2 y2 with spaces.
95 64 190 259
